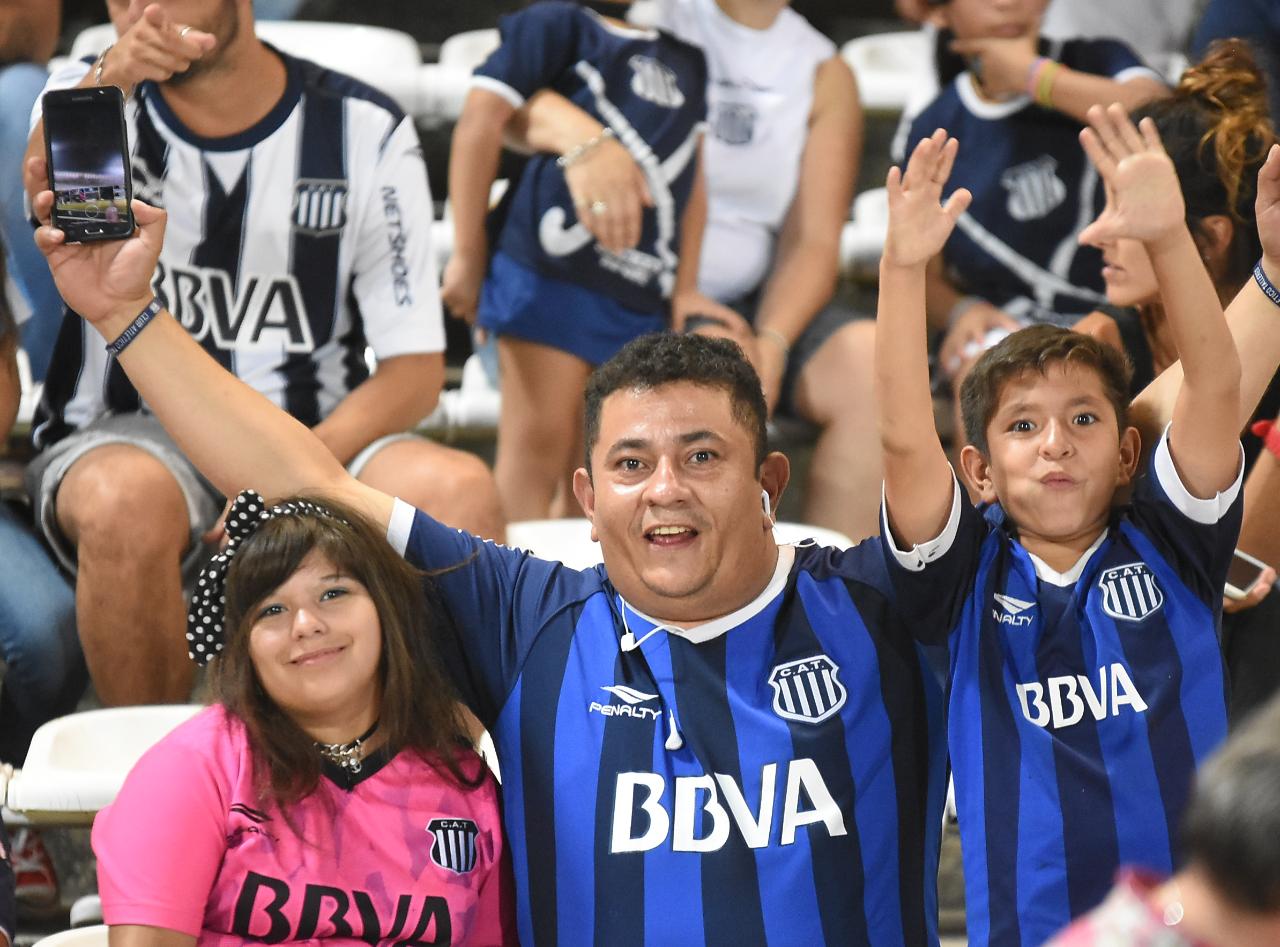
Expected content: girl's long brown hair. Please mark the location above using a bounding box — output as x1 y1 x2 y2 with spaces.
211 495 482 806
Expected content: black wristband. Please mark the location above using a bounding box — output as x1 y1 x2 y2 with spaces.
1253 260 1280 308
105 298 162 357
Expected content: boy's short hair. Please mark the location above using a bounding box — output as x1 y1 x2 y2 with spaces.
959 325 1134 455
583 333 768 474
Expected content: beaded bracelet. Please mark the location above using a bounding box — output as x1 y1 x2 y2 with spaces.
105 298 162 357
1253 259 1280 308
556 127 616 169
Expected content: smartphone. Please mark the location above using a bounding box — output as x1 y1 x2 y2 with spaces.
42 86 134 242
1225 548 1270 600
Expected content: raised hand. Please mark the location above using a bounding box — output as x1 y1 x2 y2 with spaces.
32 182 164 327
1078 103 1185 248
1255 143 1280 273
883 129 972 269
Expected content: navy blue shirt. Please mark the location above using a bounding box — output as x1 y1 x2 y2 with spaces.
881 432 1241 947
473 2 707 313
905 38 1158 324
391 503 948 946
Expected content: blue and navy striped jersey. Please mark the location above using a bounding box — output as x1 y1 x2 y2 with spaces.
881 432 1241 947
903 38 1159 324
472 1 707 313
389 501 948 946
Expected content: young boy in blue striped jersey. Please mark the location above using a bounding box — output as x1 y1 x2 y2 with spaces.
875 109 1275 946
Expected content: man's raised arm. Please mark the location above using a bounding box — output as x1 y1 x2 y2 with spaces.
30 178 391 530
876 130 971 546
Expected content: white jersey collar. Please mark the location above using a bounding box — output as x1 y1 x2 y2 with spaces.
622 543 796 644
1026 529 1108 587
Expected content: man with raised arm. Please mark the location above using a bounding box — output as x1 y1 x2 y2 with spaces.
32 187 949 943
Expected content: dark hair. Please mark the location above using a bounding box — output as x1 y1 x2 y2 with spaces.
211 495 479 805
583 332 768 473
960 325 1133 455
1136 40 1276 288
1182 694 1280 913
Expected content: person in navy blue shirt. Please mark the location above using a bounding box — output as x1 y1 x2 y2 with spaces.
443 0 712 522
874 111 1280 945
31 202 949 943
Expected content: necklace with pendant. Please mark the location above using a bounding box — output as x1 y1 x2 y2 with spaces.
315 719 379 775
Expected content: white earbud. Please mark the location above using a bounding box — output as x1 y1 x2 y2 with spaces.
761 489 773 521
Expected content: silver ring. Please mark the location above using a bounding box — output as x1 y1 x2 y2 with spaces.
179 25 193 39
590 200 608 216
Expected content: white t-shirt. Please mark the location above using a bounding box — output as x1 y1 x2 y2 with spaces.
647 0 836 301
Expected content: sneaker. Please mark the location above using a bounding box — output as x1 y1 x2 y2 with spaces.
10 827 59 908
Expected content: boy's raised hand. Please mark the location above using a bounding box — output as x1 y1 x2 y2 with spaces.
1078 103 1184 247
883 129 971 269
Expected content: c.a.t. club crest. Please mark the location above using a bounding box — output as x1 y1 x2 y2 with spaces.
768 655 847 724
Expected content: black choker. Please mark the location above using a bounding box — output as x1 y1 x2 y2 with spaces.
315 719 379 775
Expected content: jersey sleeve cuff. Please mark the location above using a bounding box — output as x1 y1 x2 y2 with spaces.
387 497 416 556
881 470 964 571
1153 423 1244 525
469 75 525 109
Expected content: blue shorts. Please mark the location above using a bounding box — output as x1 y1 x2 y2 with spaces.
477 251 667 366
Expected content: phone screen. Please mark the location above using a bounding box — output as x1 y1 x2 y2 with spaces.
43 86 133 241
1225 550 1268 599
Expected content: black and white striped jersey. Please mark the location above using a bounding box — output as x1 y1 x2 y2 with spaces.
33 49 443 448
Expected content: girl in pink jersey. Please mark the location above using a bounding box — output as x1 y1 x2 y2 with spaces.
92 491 515 946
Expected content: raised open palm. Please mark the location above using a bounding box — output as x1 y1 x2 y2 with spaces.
1078 104 1184 246
883 129 971 269
1254 142 1280 266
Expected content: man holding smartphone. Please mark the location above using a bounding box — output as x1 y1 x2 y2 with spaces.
21 0 503 707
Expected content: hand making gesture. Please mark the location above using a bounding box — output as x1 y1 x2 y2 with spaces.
1077 104 1185 250
883 128 972 269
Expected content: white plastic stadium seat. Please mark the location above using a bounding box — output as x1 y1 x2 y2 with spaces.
5 705 200 823
437 28 500 71
841 30 937 113
507 518 854 571
34 925 110 947
841 187 890 280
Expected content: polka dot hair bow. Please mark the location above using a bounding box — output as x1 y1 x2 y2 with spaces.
186 489 340 665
